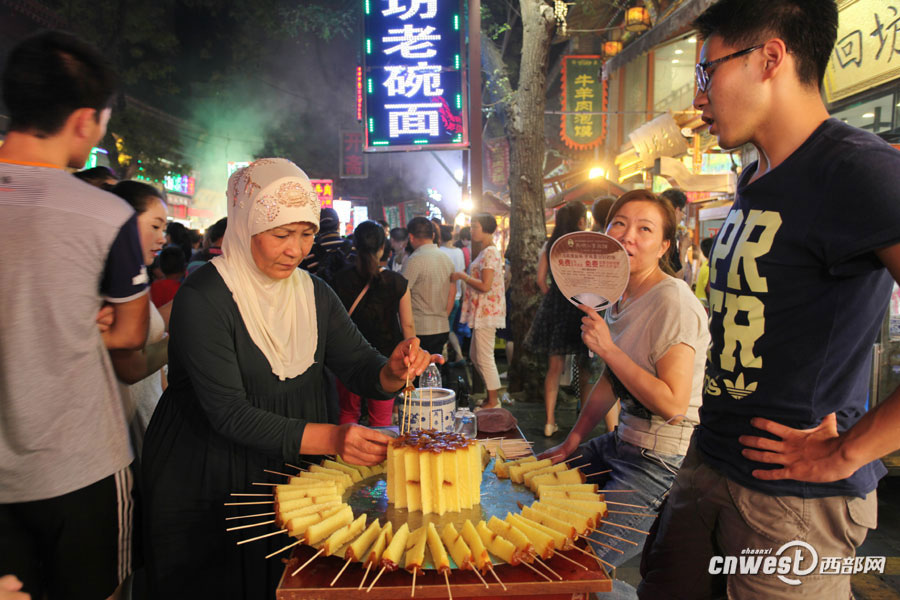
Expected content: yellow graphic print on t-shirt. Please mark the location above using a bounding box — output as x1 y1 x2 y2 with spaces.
707 209 782 399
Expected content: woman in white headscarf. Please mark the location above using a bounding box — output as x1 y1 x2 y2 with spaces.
141 159 435 599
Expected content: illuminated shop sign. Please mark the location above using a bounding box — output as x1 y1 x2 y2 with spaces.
135 172 196 196
363 0 468 151
310 179 334 207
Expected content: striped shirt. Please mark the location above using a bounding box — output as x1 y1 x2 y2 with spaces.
0 162 146 502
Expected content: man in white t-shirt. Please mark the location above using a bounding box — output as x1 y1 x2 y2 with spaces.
0 31 149 600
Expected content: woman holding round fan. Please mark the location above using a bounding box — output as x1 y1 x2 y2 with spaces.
141 159 436 599
539 190 709 566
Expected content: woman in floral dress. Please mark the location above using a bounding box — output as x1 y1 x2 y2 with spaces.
452 213 506 409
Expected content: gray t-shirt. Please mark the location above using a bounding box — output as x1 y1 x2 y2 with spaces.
605 276 710 456
0 163 147 502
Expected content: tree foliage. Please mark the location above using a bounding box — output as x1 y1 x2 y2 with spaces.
38 0 355 180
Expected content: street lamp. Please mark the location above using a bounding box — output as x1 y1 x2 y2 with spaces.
589 166 606 179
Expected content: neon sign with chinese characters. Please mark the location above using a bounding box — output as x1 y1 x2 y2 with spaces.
135 171 195 197
363 0 468 151
310 179 334 208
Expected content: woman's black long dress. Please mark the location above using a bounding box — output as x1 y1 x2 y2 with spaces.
142 264 391 599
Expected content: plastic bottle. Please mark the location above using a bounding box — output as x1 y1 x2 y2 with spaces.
419 363 442 389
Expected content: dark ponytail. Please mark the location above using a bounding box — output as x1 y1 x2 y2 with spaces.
353 220 387 284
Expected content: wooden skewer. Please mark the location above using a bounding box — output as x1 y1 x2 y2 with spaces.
609 510 656 517
237 528 286 545
358 563 372 590
299 460 317 466
531 555 563 580
230 493 273 497
411 569 417 597
264 469 296 478
331 557 353 586
403 368 411 435
578 538 625 554
226 519 275 532
520 559 553 582
605 500 650 509
599 520 650 535
366 566 387 592
443 571 452 600
469 564 490 588
225 500 272 506
582 469 612 478
418 386 423 433
553 549 589 570
569 543 617 570
487 566 506 591
226 511 275 521
266 539 300 559
561 454 584 464
291 548 324 576
252 482 279 487
587 529 638 546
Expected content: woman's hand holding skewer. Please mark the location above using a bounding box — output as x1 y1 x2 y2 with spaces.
539 438 580 465
381 337 443 392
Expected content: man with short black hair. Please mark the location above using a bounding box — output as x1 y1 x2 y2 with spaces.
0 30 149 600
402 217 455 356
188 217 227 275
299 207 351 286
637 1 900 597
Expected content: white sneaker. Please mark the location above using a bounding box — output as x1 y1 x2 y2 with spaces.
544 423 559 437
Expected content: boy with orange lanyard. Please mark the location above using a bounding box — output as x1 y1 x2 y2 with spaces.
0 31 149 600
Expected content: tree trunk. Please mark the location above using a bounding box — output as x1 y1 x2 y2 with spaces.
505 0 556 397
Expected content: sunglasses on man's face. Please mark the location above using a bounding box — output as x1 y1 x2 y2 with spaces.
695 44 764 93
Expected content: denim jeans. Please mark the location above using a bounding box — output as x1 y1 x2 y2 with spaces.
577 430 685 567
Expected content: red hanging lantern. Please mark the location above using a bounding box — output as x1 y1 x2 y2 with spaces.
624 6 652 33
603 40 623 58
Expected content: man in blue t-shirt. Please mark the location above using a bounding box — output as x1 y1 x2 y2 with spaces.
638 1 900 598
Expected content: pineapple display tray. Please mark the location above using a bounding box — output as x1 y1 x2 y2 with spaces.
275 456 613 598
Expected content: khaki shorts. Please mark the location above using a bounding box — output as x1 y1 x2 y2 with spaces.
638 441 877 599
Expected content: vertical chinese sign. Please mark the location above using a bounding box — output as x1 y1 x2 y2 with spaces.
560 56 607 151
363 0 468 151
340 129 368 178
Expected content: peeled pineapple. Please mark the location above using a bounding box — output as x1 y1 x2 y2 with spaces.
386 430 483 515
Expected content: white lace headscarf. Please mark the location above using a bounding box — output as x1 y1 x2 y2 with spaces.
212 158 320 380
